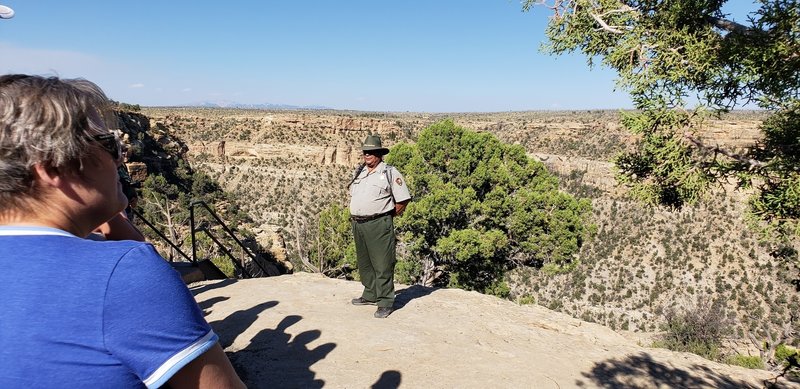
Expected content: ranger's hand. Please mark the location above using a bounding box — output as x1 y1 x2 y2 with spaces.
394 200 409 216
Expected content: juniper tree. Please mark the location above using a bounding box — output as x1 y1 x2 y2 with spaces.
522 0 799 369
522 0 799 277
388 120 593 296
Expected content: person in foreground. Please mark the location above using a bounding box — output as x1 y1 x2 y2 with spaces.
0 74 245 388
349 134 411 318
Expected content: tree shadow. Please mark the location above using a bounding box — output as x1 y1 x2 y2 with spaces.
226 315 337 388
394 284 437 310
576 352 766 388
372 370 402 389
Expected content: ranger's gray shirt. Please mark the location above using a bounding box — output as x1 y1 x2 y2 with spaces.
349 162 412 217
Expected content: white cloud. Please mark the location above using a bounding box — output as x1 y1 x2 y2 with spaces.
182 88 192 92
129 83 144 88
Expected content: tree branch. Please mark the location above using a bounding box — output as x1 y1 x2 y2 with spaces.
776 314 797 347
589 6 637 34
292 218 318 272
746 327 767 361
706 16 756 36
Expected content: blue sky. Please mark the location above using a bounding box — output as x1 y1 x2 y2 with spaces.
0 1 758 112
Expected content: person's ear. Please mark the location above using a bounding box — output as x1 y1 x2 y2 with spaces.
32 163 64 188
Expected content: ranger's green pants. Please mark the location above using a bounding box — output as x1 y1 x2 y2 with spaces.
352 215 396 308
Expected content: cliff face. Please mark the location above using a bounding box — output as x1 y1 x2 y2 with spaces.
139 108 797 343
117 111 188 175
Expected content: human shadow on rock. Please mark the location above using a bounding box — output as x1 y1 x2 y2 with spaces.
372 370 402 389
576 352 764 389
198 295 229 314
190 278 238 296
394 284 436 310
228 315 336 389
208 301 279 348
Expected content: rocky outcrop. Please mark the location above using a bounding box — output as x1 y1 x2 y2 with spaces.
531 153 618 192
334 117 402 134
255 225 293 273
126 162 148 184
339 142 360 165
320 143 360 166
118 112 188 174
196 273 782 388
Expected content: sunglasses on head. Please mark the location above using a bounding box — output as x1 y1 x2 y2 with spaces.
89 133 123 162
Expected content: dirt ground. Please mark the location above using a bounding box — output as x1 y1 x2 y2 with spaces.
191 272 796 389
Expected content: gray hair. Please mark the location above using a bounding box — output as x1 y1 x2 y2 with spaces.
0 74 115 212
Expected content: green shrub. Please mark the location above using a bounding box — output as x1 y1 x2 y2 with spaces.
389 120 592 296
541 261 577 275
654 297 731 361
725 354 764 369
776 344 798 362
776 344 799 376
395 258 422 285
652 338 722 361
210 255 236 278
517 295 536 305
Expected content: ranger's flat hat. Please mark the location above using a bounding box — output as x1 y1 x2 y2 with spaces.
361 134 390 155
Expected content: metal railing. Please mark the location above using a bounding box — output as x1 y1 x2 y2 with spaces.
131 199 270 279
189 200 270 278
131 208 192 262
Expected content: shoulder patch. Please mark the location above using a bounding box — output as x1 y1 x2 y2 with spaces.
395 177 403 186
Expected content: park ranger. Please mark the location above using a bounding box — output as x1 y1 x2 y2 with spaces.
349 134 411 318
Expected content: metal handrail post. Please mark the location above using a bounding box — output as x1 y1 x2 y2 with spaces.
131 208 193 263
200 229 254 278
193 201 247 250
191 199 270 276
190 203 197 263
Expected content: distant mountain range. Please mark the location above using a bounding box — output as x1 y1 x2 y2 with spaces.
190 101 331 110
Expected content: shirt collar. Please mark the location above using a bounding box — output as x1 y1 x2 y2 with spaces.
364 161 385 175
0 226 77 237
